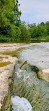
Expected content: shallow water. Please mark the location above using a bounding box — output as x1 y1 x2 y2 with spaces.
11 42 49 111
20 42 49 69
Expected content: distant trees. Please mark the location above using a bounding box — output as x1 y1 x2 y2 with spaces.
0 0 49 42
19 23 31 41
45 22 49 35
28 22 49 39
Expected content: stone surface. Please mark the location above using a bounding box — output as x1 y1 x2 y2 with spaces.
38 68 49 82
11 96 33 111
0 43 28 111
0 57 17 110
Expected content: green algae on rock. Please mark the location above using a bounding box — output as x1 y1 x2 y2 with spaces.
0 61 12 67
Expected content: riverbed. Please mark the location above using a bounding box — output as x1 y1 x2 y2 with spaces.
11 42 49 111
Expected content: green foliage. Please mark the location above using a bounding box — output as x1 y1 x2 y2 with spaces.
0 0 49 42
28 22 49 39
11 25 21 42
45 21 49 35
20 23 31 41
0 34 11 42
0 0 21 33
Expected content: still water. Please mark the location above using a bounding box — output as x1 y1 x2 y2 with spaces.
11 42 49 111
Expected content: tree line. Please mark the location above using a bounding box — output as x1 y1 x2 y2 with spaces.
0 0 49 42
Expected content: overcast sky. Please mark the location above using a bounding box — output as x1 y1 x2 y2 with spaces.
19 0 49 24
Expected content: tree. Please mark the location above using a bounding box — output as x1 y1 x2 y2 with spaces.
28 23 37 38
20 23 31 41
45 21 49 35
0 0 21 35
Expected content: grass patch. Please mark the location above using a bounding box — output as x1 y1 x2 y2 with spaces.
0 61 12 67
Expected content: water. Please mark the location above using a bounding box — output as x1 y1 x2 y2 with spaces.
20 42 49 69
11 42 49 111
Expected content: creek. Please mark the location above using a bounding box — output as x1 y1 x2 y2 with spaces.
11 42 49 111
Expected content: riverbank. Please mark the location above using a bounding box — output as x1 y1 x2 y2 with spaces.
0 34 49 43
0 43 49 111
0 43 28 111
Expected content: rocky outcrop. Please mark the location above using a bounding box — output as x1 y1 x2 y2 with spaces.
0 43 27 111
38 68 49 82
0 58 17 111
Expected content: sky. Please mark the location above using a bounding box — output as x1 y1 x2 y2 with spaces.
19 0 49 24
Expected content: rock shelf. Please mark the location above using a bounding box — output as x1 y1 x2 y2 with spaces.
0 43 27 111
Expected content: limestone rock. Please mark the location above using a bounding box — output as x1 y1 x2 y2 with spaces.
38 69 49 82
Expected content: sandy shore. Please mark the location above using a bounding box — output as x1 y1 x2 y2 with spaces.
0 43 28 111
